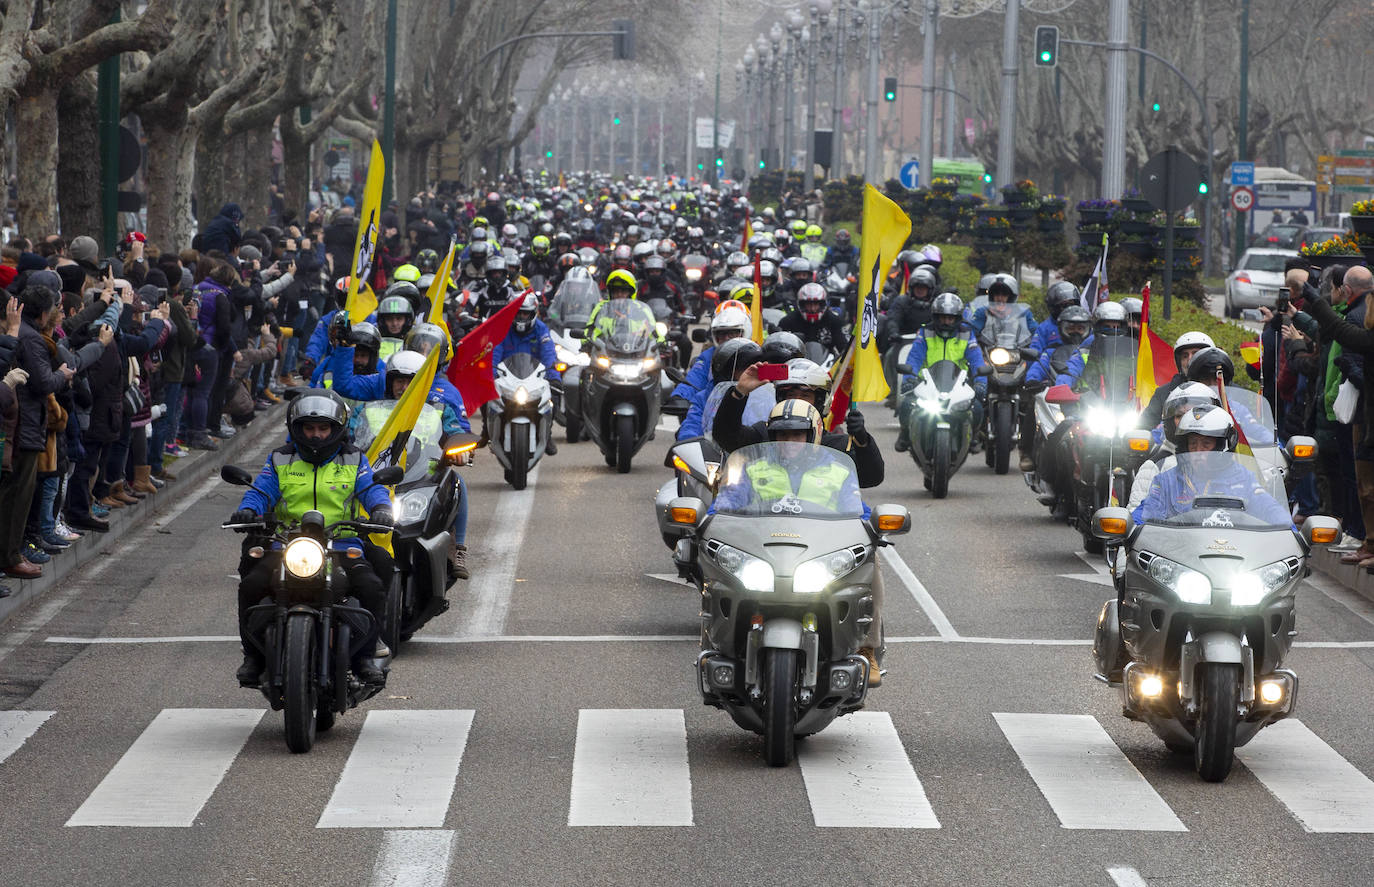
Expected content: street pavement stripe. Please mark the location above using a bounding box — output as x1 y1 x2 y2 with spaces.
1235 719 1374 832
569 709 692 826
318 710 475 828
454 466 540 637
797 711 940 828
369 829 456 887
0 711 54 766
878 547 959 639
994 713 1186 831
66 708 263 827
1108 867 1151 887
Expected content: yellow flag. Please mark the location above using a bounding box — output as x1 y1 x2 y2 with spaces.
346 140 386 323
365 345 440 468
851 184 911 402
426 239 458 329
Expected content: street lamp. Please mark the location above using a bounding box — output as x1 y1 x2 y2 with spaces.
783 12 803 177
767 27 781 171
803 0 830 193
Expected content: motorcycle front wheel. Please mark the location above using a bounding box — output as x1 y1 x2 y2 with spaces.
993 400 1013 475
931 427 951 499
565 410 583 444
381 574 403 656
1194 662 1240 782
614 414 635 474
283 613 318 754
763 648 798 767
510 425 530 490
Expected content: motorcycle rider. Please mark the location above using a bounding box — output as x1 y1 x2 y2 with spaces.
678 338 764 440
585 269 664 346
1139 331 1215 429
821 229 858 272
879 266 937 354
468 255 521 318
1072 301 1135 395
1029 281 1082 354
641 255 693 369
489 292 561 456
712 398 884 686
522 234 558 284
376 290 417 362
458 239 491 287
227 390 393 685
673 300 750 404
779 282 848 355
1120 297 1143 337
1127 382 1222 511
800 224 828 265
895 292 986 453
970 273 1035 336
1019 305 1093 472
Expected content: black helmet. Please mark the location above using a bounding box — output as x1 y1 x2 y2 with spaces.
896 249 923 273
1045 281 1080 319
377 295 416 335
578 218 595 235
415 248 441 273
554 231 573 249
834 229 851 247
287 389 350 465
1185 346 1234 387
350 320 382 354
405 321 451 369
909 267 937 297
711 338 763 382
930 292 964 337
1056 305 1091 346
384 280 422 312
760 330 804 363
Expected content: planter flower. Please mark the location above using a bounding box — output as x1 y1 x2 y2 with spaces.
1001 179 1039 205
1351 199 1374 235
1301 235 1362 257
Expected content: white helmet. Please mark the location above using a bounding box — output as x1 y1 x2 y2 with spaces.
1176 403 1237 453
777 357 831 411
384 349 428 396
711 306 749 343
1162 382 1222 445
1173 331 1215 371
513 292 540 334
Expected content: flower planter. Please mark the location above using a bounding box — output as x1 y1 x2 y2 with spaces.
1119 240 1154 258
1351 216 1374 236
1121 197 1153 213
1077 208 1110 225
1304 253 1364 271
1117 219 1156 236
1006 206 1036 224
1001 189 1032 205
1078 231 1107 249
1038 218 1065 233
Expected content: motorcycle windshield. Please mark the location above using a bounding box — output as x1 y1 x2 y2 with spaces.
1080 335 1138 405
682 254 709 272
646 297 673 321
500 351 542 379
715 442 863 519
594 300 658 357
925 359 962 393
353 401 446 485
549 278 602 326
702 381 775 443
980 304 1032 349
1223 386 1278 447
1136 451 1291 529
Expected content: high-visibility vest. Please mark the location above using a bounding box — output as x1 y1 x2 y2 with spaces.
744 460 850 510
270 449 362 533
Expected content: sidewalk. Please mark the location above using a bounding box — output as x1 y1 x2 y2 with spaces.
0 408 284 628
1309 545 1374 601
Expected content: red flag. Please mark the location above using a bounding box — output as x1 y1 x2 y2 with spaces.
446 293 524 417
823 338 857 431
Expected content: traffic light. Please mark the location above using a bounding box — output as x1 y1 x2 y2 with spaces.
982 172 993 184
758 159 766 169
1151 101 1161 112
884 77 897 102
1198 180 1209 195
697 163 704 171
611 19 635 60
1034 26 1059 68
714 157 723 168
612 116 621 125
545 150 553 158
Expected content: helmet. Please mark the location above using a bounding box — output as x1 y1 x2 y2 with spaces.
766 398 824 444
468 241 490 265
486 191 500 203
761 247 784 267
1185 346 1234 386
485 255 508 280
760 330 804 363
776 358 831 410
1173 331 1215 371
1120 297 1143 322
623 224 641 243
921 244 944 266
715 298 749 315
896 249 923 274
789 257 814 284
1056 305 1091 346
805 224 822 241
909 267 937 297
415 249 440 273
384 280 421 306
287 390 350 464
987 273 1019 302
643 255 667 277
501 223 519 242
1045 281 1080 319
612 244 634 267
577 218 595 236
557 252 580 270
711 337 762 381
758 260 778 286
531 234 551 256
747 233 772 255
975 273 996 297
930 292 964 337
797 282 827 322
513 291 540 334
1162 382 1222 445
349 320 382 356
384 349 428 398
393 264 421 283
377 295 415 337
632 242 655 263
1092 301 1128 336
834 229 851 247
606 269 638 298
774 229 793 247
711 306 749 343
405 321 451 368
789 219 808 238
725 251 750 275
471 225 488 240
554 231 573 249
657 238 676 257
1176 404 1238 454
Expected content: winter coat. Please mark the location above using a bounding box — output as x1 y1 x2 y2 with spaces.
0 332 17 372
83 340 124 444
193 279 233 353
15 317 67 452
224 331 277 420
0 379 16 472
199 203 244 255
36 393 66 473
160 298 198 385
1308 296 1374 458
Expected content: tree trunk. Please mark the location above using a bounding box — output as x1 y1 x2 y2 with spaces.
241 125 273 229
280 120 311 223
57 76 102 242
15 87 59 237
144 113 198 251
196 128 226 232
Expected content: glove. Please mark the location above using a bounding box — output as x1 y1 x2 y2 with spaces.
3 367 29 389
845 408 867 439
229 509 258 524
370 507 393 528
296 358 315 379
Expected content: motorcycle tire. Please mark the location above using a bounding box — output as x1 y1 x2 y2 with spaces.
763 647 798 767
510 427 530 490
993 401 1013 475
931 427 951 499
565 411 582 444
382 574 403 657
1194 662 1241 782
614 414 634 474
283 613 318 754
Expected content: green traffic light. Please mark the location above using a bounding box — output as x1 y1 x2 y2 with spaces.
545 150 553 158
714 158 723 167
758 160 766 169
696 162 703 170
1198 182 1209 195
1039 51 1052 63
982 173 993 183
1151 102 1161 112
612 116 621 125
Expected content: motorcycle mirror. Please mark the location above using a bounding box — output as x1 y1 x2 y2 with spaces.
870 504 911 536
1045 384 1080 405
895 363 914 375
1091 506 1131 540
569 328 586 340
283 386 311 401
667 496 705 527
371 465 405 486
1286 435 1317 463
690 328 709 343
1301 515 1341 546
220 464 255 486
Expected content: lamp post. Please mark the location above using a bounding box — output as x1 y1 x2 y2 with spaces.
768 24 783 172
862 0 881 184
783 12 802 174
831 0 847 179
918 0 937 189
743 47 757 171
804 0 830 192
995 0 1019 188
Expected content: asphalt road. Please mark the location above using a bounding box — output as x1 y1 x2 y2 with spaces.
3 402 1374 887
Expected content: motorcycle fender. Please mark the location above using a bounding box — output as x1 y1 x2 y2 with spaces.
1194 631 1245 665
762 618 804 650
611 402 637 418
417 531 452 601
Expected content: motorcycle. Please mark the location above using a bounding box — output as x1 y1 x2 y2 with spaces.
546 277 600 439
646 295 693 373
977 304 1037 475
802 339 840 374
487 352 555 489
563 299 663 473
221 463 403 754
1089 447 1337 781
896 358 981 498
667 442 911 766
680 253 716 317
655 435 723 551
821 264 855 323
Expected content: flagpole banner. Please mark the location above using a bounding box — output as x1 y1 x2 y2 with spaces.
1133 281 1174 409
851 184 911 403
426 238 458 328
750 254 765 343
1080 233 1109 313
365 345 441 467
346 140 386 323
447 293 525 416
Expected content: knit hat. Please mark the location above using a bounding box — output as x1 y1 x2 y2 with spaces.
69 235 100 271
239 245 262 262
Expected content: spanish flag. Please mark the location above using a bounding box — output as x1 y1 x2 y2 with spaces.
1134 280 1175 409
346 140 385 323
849 184 911 402
426 238 458 330
1215 377 1253 456
1240 341 1262 369
750 253 765 343
741 211 753 252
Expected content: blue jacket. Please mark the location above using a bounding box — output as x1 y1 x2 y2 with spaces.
902 328 986 380
1029 317 1061 354
1132 460 1290 526
305 308 378 383
327 345 471 432
238 442 391 518
676 384 713 439
821 244 859 271
1027 339 1090 386
492 319 560 381
672 345 715 401
970 303 1036 337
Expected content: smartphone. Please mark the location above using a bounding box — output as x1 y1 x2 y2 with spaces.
1276 294 1291 313
756 362 790 382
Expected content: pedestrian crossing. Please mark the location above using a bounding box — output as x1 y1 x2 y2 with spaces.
4 707 1374 833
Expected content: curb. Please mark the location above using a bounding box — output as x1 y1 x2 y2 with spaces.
1309 546 1374 602
0 405 286 629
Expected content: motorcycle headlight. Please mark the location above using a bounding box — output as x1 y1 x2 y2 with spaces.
642 356 659 371
918 397 943 414
711 543 774 592
610 361 642 380
595 356 611 369
514 385 530 405
685 268 702 281
1085 406 1116 435
655 321 668 338
396 489 431 526
555 343 578 363
1231 560 1294 606
989 347 1012 366
1146 553 1212 605
792 548 860 594
283 537 326 579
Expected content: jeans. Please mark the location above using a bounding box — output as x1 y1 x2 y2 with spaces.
186 346 219 435
68 438 109 518
282 334 299 375
453 475 469 545
0 450 39 567
150 381 182 471
31 474 58 536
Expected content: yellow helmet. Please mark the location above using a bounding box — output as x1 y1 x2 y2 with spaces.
393 263 421 283
606 269 638 298
766 398 824 443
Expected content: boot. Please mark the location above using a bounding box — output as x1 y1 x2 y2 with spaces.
236 651 265 687
262 387 281 404
112 480 142 503
1018 454 1036 472
858 647 882 688
545 437 558 456
894 434 910 453
153 466 177 482
450 542 470 580
131 465 158 495
97 487 127 509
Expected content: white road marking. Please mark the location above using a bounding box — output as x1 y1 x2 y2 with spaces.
369 829 456 887
454 466 540 637
0 711 54 766
1107 867 1150 887
1059 550 1117 588
318 710 474 828
994 713 1186 831
645 572 692 586
66 708 263 827
1235 718 1374 832
1302 570 1374 629
879 547 959 639
797 711 940 828
569 709 692 826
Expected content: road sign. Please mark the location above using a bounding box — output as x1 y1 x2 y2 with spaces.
1140 147 1202 212
1230 186 1255 212
899 159 921 190
1229 161 1255 186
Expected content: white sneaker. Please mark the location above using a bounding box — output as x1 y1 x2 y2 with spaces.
1331 533 1362 552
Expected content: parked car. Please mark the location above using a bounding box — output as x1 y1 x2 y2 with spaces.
1297 226 1347 251
1250 224 1306 249
1225 248 1297 318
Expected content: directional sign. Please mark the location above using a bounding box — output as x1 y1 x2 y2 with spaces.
1230 186 1255 212
899 159 921 190
1229 161 1255 186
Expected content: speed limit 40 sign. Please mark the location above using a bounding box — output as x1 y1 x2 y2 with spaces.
1230 186 1255 212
